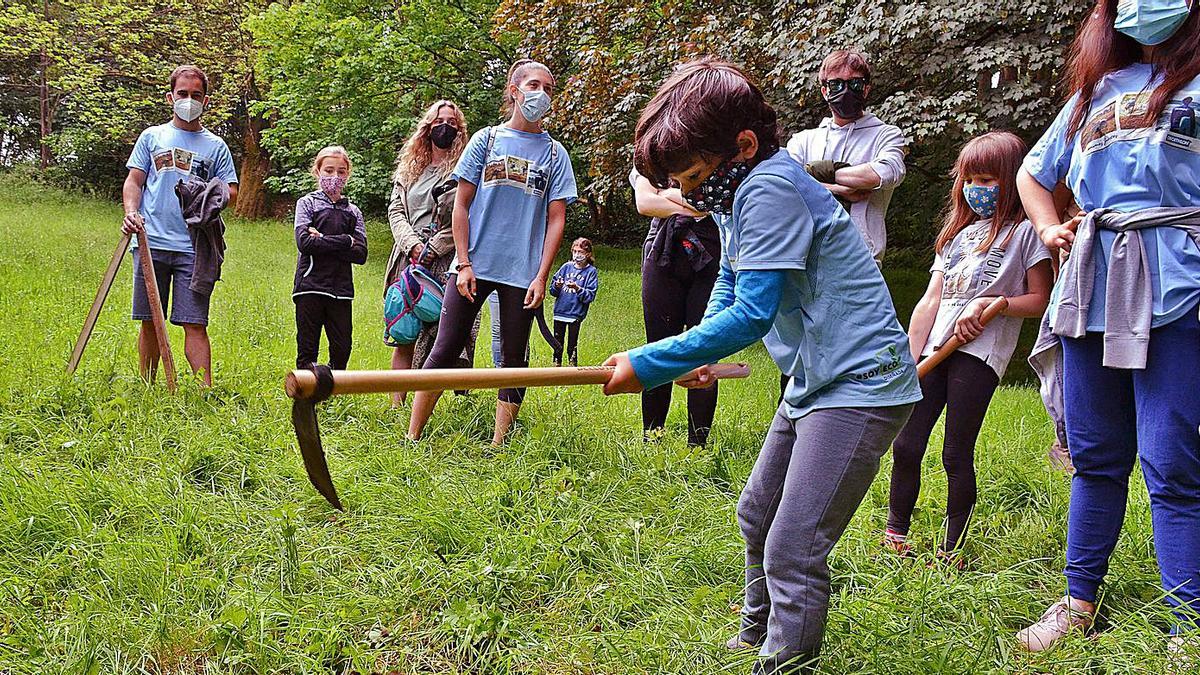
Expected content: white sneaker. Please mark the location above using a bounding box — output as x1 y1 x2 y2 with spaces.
1016 597 1094 652
1167 634 1199 675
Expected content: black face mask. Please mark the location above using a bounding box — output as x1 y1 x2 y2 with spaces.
430 124 458 149
824 87 867 120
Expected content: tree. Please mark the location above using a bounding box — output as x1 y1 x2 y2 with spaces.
495 0 1092 247
246 0 517 212
0 0 257 203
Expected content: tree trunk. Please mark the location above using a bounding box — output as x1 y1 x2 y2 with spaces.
234 74 270 219
585 193 611 240
38 47 51 169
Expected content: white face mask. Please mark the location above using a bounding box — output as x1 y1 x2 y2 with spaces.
517 89 552 123
173 96 204 123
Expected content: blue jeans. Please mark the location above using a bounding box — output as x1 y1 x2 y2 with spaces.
1062 305 1200 631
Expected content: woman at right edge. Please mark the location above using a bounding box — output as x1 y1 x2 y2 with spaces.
1015 1 1200 663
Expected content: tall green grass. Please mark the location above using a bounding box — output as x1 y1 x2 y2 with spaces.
0 180 1178 673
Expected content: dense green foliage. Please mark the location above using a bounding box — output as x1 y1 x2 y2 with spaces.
0 182 1184 673
4 1 1092 245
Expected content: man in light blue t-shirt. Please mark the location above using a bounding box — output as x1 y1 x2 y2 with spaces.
121 65 238 386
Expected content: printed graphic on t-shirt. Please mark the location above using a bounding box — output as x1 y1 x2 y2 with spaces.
150 147 214 180
482 154 549 197
1080 91 1200 155
942 227 1007 309
851 344 905 383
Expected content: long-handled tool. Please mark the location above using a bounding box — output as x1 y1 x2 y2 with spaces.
67 232 131 374
135 231 178 392
285 363 752 510
68 229 178 392
916 297 1008 379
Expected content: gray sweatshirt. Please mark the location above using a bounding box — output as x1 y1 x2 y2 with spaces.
786 113 907 262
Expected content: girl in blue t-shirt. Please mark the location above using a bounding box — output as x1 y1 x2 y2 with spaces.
603 58 921 673
408 59 578 446
1014 1 1200 655
549 237 600 366
886 132 1052 567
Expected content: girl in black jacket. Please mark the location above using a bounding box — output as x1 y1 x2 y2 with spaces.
293 146 368 368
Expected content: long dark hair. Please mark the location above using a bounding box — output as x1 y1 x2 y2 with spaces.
1066 1 1200 135
934 132 1027 255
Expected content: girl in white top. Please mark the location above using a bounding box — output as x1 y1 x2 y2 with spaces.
886 131 1052 565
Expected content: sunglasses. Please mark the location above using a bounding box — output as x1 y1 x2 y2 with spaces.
820 77 869 95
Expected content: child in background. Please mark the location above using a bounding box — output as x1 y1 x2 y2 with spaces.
550 237 599 366
603 58 921 674
885 132 1051 566
292 146 368 369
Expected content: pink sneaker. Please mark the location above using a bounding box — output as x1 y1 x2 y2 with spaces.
1016 597 1095 652
883 529 913 558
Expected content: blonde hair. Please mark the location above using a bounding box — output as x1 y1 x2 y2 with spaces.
311 146 352 176
394 100 468 186
501 59 554 115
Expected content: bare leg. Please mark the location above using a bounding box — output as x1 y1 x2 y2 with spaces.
493 400 520 446
390 344 415 406
408 389 446 440
182 323 212 387
137 320 159 382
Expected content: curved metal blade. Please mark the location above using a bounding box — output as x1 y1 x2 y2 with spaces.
291 398 344 511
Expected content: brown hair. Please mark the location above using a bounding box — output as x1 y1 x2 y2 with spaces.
571 237 595 266
633 58 781 189
394 100 469 185
501 59 555 115
311 146 352 177
169 65 209 94
934 131 1027 255
818 49 872 82
1065 1 1200 135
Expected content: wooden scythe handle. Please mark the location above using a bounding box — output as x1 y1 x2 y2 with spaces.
136 232 178 393
285 363 751 399
68 232 131 374
916 296 1009 379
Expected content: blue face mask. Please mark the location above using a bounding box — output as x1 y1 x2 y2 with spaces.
1115 0 1193 46
518 89 552 123
963 184 999 219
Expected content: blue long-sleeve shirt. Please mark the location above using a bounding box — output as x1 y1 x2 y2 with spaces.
625 149 920 419
629 267 784 389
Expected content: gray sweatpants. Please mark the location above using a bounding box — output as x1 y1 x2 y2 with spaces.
738 403 913 674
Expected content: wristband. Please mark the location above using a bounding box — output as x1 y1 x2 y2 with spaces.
454 261 472 271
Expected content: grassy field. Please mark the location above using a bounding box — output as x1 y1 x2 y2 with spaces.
0 179 1179 674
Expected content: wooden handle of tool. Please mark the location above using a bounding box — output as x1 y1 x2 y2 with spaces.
136 232 178 393
916 297 1009 379
67 231 132 374
285 362 752 399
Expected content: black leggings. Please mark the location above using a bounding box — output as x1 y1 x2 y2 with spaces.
424 276 533 404
295 295 352 369
640 221 720 447
552 319 581 365
888 350 999 551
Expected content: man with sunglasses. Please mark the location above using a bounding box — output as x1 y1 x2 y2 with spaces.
786 49 907 266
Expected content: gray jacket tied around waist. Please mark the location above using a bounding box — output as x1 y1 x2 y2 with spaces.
1030 206 1200 445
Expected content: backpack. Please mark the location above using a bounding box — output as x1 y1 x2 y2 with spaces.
383 265 445 345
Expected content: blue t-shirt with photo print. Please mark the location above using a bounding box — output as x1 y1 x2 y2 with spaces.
451 126 578 288
1024 63 1200 331
126 122 238 253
